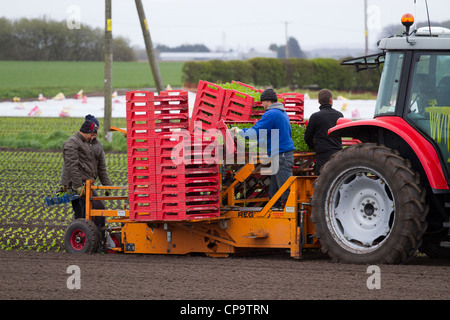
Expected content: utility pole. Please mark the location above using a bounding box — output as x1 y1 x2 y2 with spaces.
103 0 112 141
284 21 291 59
364 0 368 55
135 0 164 93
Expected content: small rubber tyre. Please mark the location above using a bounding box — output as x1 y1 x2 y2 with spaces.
105 232 122 254
311 143 428 264
64 219 100 253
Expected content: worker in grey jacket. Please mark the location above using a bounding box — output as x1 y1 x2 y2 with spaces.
60 115 112 246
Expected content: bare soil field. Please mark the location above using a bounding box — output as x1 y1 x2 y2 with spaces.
1 150 448 313
0 249 448 302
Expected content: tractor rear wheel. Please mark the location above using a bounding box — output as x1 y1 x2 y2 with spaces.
312 143 428 264
64 219 100 253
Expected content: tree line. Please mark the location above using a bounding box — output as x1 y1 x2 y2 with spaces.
0 17 136 61
269 37 307 59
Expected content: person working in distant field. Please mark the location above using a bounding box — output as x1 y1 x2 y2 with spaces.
230 88 294 210
59 114 112 246
304 89 343 175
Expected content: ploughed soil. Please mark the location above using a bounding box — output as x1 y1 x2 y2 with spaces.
0 249 448 301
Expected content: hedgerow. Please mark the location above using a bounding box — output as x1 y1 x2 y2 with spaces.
182 57 381 92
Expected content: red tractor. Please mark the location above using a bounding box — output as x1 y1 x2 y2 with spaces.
312 15 450 264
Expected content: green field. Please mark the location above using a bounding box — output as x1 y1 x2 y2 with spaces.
0 117 127 152
0 116 128 252
0 60 378 101
0 60 184 99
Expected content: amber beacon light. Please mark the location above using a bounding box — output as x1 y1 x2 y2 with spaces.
401 13 415 34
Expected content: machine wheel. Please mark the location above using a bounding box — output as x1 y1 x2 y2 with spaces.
64 219 100 253
312 143 428 264
105 232 122 254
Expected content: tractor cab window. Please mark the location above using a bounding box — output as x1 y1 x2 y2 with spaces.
405 52 450 172
374 52 404 116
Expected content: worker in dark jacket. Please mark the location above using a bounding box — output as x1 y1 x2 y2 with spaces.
304 89 343 175
60 115 112 244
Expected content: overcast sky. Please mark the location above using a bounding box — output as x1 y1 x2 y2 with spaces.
1 0 449 52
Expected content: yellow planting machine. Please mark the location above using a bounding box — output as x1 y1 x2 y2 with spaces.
64 84 321 259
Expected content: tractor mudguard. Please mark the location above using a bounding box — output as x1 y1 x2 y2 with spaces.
329 116 448 191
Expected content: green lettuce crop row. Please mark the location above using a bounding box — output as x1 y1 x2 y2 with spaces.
227 122 311 152
217 82 262 101
0 149 128 253
216 82 284 103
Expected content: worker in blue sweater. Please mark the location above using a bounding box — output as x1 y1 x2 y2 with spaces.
231 88 294 210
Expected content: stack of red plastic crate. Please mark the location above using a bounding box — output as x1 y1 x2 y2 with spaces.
126 89 220 221
190 80 305 130
248 90 304 123
183 135 221 220
279 92 305 123
154 133 220 220
126 91 158 221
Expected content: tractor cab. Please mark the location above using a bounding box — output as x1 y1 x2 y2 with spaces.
378 25 450 175
340 15 450 185
312 14 450 264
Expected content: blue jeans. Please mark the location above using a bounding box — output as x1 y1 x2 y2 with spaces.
269 150 294 207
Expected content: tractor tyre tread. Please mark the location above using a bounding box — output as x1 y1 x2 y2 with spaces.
311 143 428 264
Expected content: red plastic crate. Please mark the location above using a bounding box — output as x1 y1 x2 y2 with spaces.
154 113 189 128
185 207 220 220
126 128 153 141
193 81 226 110
185 165 219 176
157 184 187 221
249 92 305 122
190 109 222 133
220 90 253 122
250 101 265 120
126 91 155 102
154 91 189 130
186 193 219 203
155 169 188 220
190 81 226 133
128 191 158 221
126 100 155 113
185 146 219 164
280 92 304 122
184 176 219 185
155 90 189 110
155 134 219 167
154 162 220 221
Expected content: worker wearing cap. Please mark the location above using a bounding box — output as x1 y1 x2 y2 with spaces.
231 88 294 210
304 89 343 175
60 114 112 246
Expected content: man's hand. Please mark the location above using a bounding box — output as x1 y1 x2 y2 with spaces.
230 127 241 135
55 185 66 197
76 186 84 196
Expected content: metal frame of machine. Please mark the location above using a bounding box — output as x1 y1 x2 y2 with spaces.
82 150 320 258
